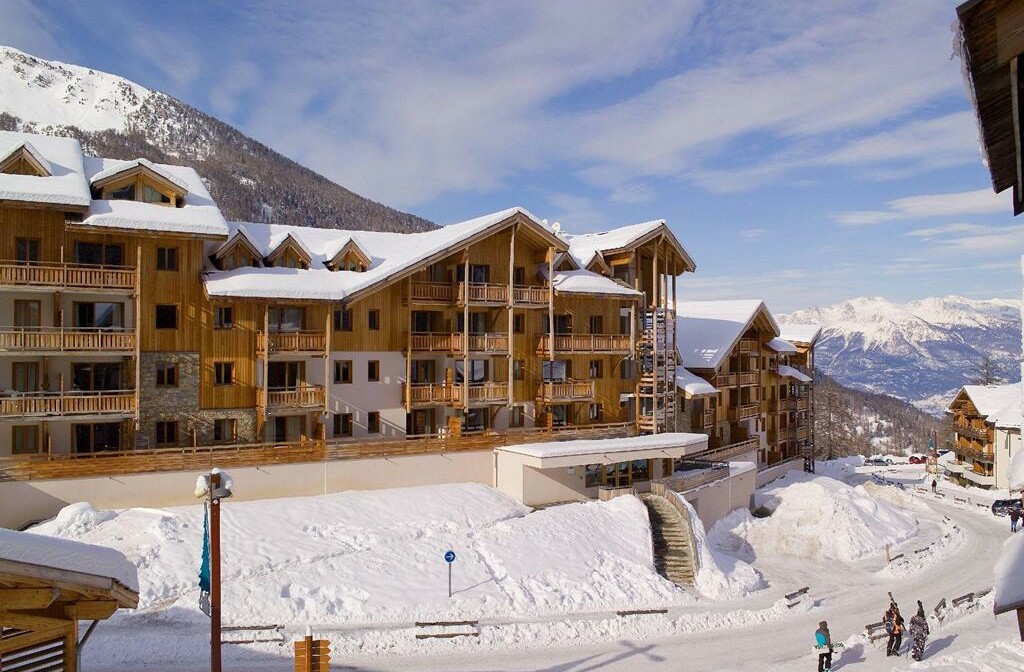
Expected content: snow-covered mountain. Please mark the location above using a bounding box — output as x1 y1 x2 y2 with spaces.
780 295 1021 414
0 46 433 232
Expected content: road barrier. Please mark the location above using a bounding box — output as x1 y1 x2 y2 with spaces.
414 620 480 639
786 586 810 609
616 608 669 617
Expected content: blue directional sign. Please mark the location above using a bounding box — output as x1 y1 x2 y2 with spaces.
444 550 456 563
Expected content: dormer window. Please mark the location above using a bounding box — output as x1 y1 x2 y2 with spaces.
90 159 187 208
110 184 135 200
215 230 262 271
326 239 370 273
0 143 51 177
265 234 312 270
143 184 172 204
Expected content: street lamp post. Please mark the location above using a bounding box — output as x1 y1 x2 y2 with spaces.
196 468 232 672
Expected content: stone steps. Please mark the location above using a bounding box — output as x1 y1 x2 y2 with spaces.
640 493 697 587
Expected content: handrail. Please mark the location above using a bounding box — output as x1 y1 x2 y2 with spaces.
0 326 136 351
0 260 136 290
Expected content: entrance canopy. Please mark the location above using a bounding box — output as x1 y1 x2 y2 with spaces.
495 432 709 470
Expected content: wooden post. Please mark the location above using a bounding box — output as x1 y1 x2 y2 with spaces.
405 281 413 412
651 247 658 435
1017 607 1024 642
547 247 554 362
508 225 515 409
462 253 470 416
303 633 314 672
210 471 222 672
134 244 142 434
63 604 77 672
261 303 270 441
324 307 331 422
672 258 678 432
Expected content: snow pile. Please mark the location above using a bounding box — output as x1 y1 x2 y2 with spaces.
814 455 864 480
29 484 687 629
0 526 138 592
994 531 1024 613
30 501 116 538
671 493 764 600
713 473 918 562
1009 445 1024 493
880 519 965 579
892 640 1024 671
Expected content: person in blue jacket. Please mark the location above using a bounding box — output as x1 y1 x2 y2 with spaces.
814 620 833 672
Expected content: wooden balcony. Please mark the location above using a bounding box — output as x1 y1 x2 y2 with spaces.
465 333 509 353
0 327 135 353
456 382 510 406
962 468 995 487
954 442 994 463
796 396 810 411
409 281 456 303
737 338 758 353
796 426 810 441
258 330 326 354
713 372 737 387
728 403 761 421
693 437 759 462
458 282 508 304
538 380 595 402
702 408 715 429
0 390 136 418
955 422 990 442
512 285 548 306
0 261 136 292
737 371 760 386
536 334 632 354
771 398 798 413
264 384 325 410
409 332 509 353
404 382 456 406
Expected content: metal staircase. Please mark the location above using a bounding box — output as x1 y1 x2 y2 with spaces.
637 308 677 434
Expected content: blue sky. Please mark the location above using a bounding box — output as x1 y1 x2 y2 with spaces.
2 0 1020 311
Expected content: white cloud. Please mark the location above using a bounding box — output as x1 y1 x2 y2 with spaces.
904 222 996 238
738 228 767 242
834 188 1012 225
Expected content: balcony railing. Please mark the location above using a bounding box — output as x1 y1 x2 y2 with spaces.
409 281 456 303
536 334 632 354
954 422 990 442
538 380 595 402
465 333 509 353
771 398 798 413
456 382 510 405
409 333 509 353
0 261 136 291
458 282 508 304
692 437 759 462
796 426 810 441
0 389 136 418
597 485 637 501
713 372 737 387
404 382 456 406
0 327 135 353
962 469 995 486
512 285 548 306
264 384 325 409
796 396 810 411
737 338 758 353
954 442 994 463
653 464 731 494
728 403 761 421
702 408 715 429
737 371 760 386
259 330 326 354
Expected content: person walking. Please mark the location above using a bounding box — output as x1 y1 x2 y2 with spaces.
814 620 833 672
884 602 904 656
931 478 937 494
1010 507 1020 533
909 601 930 661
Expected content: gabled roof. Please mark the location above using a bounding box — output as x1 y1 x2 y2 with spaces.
0 131 90 208
948 383 1022 430
767 337 797 353
676 300 780 370
215 226 264 264
778 323 822 346
89 157 189 195
584 252 612 275
265 232 313 267
550 269 641 298
778 365 812 384
326 237 371 270
204 206 566 302
676 368 718 398
0 140 52 176
564 219 696 273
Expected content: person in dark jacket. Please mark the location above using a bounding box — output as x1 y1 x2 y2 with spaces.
1010 507 1021 533
909 601 930 661
814 620 833 672
931 478 937 494
884 603 904 656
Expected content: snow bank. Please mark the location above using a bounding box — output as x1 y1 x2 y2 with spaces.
714 472 918 562
994 531 1024 613
814 455 864 481
30 501 116 538
671 493 764 600
892 640 1024 671
0 526 138 592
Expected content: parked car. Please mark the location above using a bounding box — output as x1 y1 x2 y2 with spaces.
991 499 1023 517
908 454 927 464
937 449 952 457
865 457 894 466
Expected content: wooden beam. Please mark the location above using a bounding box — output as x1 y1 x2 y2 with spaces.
71 600 118 621
0 610 73 631
0 587 59 609
0 623 69 655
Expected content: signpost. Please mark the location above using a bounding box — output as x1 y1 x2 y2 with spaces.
445 550 456 598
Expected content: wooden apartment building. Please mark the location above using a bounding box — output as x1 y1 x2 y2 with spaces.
0 130 693 459
946 383 1022 489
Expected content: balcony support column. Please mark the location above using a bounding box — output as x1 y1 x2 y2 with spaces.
405 282 412 412
651 245 659 435
507 225 516 409
324 307 331 420
463 252 470 414
133 243 142 434
547 246 554 362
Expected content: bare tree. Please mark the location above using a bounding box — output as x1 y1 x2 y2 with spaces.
971 356 1004 385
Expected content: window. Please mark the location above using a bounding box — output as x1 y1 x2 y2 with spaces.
74 241 123 266
15 238 39 264
155 304 178 329
12 425 39 455
368 309 380 330
555 314 572 335
143 184 172 204
589 360 603 379
334 308 352 331
589 403 604 422
73 423 121 453
411 360 435 384
455 360 487 383
156 247 178 271
464 408 487 432
585 464 602 488
367 411 380 434
456 264 490 283
214 362 234 385
589 315 603 334
334 360 352 384
75 302 124 329
214 306 234 330
14 300 40 328
513 266 526 286
109 183 135 200
513 360 525 381
268 306 304 332
513 314 524 333
156 362 178 387
333 413 353 437
367 360 380 382
213 418 236 444
156 421 178 446
509 406 524 428
72 363 121 391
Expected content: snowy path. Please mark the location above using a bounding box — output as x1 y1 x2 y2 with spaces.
327 494 1012 672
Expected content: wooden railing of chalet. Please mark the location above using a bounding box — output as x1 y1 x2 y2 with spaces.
465 333 509 352
702 409 715 429
770 398 798 413
713 372 737 387
737 338 758 353
652 464 731 494
265 384 325 409
955 442 994 463
796 396 810 411
538 380 595 401
954 422 990 442
410 281 456 302
598 484 636 501
458 282 508 304
0 421 635 481
737 371 760 386
512 285 548 305
0 390 135 417
0 327 135 352
0 261 136 291
691 437 759 462
536 334 632 354
410 332 460 352
796 426 810 441
728 403 761 421
404 382 456 405
457 382 509 404
259 330 326 353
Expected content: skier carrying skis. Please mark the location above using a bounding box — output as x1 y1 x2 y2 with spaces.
814 620 833 672
884 599 904 656
1010 506 1020 533
909 600 929 661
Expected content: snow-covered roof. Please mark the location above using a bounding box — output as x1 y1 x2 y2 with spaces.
496 432 708 466
0 527 139 593
81 156 228 237
0 139 51 175
952 383 1023 430
89 157 189 193
0 130 90 207
564 220 666 266
551 269 641 297
767 337 797 353
994 533 1024 614
778 323 822 345
676 300 779 370
676 368 718 397
778 364 812 383
205 207 561 302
